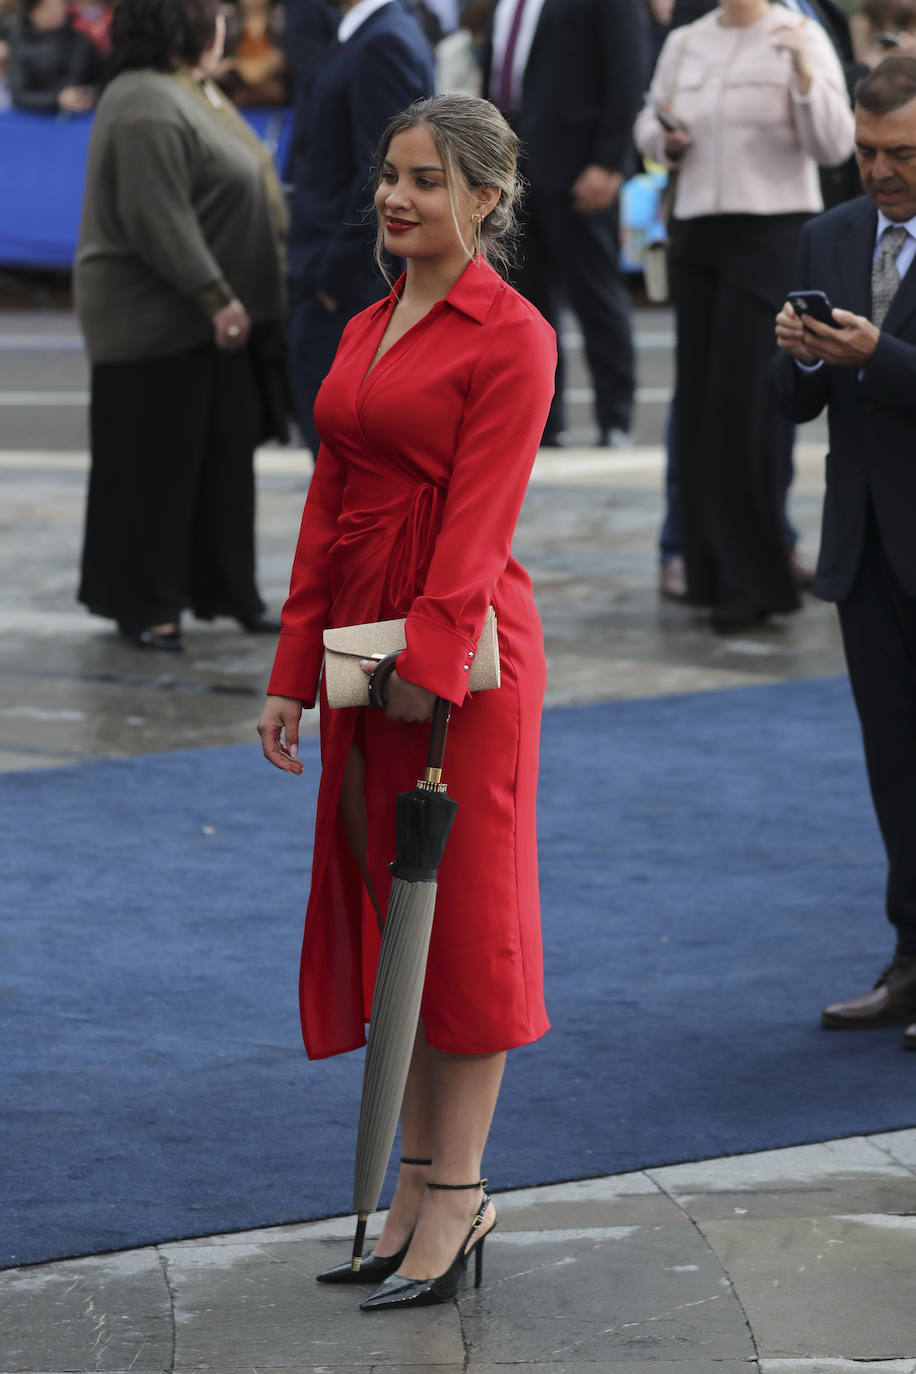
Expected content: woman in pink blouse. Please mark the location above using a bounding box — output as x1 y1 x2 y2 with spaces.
635 0 855 633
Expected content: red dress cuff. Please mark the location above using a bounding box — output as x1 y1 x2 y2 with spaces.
398 615 479 704
266 631 324 707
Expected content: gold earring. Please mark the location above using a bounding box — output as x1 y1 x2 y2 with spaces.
472 212 482 256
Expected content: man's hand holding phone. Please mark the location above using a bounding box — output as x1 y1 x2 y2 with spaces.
776 292 881 367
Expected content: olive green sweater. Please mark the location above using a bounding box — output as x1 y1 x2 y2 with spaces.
74 69 286 363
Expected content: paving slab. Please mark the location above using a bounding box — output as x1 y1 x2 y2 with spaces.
870 1129 916 1172
760 1362 916 1373
468 1365 755 1374
161 1238 464 1369
698 1214 916 1360
0 1248 172 1373
760 1363 916 1373
495 1173 692 1232
649 1137 916 1220
458 1224 753 1364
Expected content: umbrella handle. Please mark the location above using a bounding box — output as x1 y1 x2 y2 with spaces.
425 696 452 784
368 653 452 783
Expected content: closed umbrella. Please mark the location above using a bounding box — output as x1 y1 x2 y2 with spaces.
349 659 459 1272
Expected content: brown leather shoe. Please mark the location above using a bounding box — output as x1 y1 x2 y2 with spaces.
821 953 916 1028
904 1022 916 1051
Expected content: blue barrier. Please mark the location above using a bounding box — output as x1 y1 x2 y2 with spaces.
0 104 666 274
0 105 293 268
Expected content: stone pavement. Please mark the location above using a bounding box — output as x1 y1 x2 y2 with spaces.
3 306 913 1371
3 1132 916 1371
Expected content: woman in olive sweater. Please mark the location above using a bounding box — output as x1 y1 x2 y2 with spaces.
74 0 286 650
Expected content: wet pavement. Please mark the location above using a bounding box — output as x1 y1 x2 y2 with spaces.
3 303 911 1372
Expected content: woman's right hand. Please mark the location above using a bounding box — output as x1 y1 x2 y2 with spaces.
664 128 693 162
258 695 305 774
213 298 251 351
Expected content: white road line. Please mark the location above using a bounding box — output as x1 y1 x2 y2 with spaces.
0 331 675 352
0 387 674 408
0 441 828 477
0 336 84 352
0 391 90 405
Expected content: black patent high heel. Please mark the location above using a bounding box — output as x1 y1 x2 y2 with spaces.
316 1157 431 1284
359 1178 496 1311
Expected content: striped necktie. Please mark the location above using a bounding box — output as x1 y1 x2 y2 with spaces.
871 225 909 328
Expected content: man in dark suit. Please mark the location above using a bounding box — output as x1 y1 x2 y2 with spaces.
772 55 916 1050
484 0 647 447
288 0 434 455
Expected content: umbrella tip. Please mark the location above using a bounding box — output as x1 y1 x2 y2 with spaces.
351 1212 369 1272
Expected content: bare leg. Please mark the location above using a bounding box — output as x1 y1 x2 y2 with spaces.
394 1024 505 1281
337 746 382 919
337 755 503 1273
372 1026 436 1257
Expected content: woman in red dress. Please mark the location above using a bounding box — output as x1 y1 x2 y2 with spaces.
258 95 556 1310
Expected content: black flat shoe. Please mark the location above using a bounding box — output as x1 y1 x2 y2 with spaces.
119 625 184 652
236 612 282 634
360 1179 495 1312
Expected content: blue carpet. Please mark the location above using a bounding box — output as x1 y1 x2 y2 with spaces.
2 676 914 1270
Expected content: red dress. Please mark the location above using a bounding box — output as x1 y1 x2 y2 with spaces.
268 258 556 1060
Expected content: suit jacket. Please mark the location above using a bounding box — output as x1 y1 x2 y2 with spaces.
483 0 648 191
771 196 916 601
287 1 434 299
282 0 337 184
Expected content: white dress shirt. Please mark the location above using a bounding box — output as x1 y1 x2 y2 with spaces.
874 209 916 274
489 0 548 110
339 0 395 43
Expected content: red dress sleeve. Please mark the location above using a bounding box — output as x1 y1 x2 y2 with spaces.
397 307 556 703
267 441 347 706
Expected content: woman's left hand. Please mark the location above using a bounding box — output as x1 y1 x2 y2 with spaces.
772 23 813 92
359 660 436 722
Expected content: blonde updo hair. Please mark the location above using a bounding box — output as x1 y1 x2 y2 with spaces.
373 94 522 280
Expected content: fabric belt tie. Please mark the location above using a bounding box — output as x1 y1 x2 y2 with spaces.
387 483 443 612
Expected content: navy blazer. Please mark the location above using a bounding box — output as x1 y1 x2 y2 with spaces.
483 0 648 191
771 197 916 601
288 0 434 299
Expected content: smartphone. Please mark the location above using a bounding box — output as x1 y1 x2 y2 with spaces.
787 289 843 329
653 101 688 133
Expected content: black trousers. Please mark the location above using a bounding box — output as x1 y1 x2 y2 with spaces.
670 213 805 620
512 185 635 437
79 343 264 632
837 504 916 955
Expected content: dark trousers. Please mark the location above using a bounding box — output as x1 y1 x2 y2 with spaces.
837 504 916 954
670 213 804 618
290 271 386 454
660 400 800 560
513 186 635 437
79 344 264 632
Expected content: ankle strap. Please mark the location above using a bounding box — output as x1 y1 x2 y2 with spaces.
427 1177 487 1190
400 1156 432 1166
